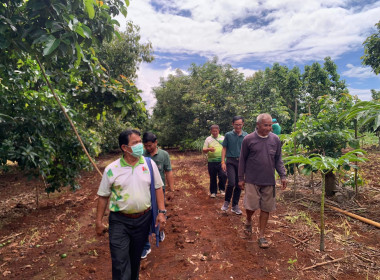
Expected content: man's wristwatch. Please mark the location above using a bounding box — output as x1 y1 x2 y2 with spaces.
158 209 167 215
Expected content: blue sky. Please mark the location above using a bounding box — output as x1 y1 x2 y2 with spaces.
116 0 380 110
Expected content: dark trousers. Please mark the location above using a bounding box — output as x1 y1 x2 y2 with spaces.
225 158 241 207
207 162 227 194
109 210 152 280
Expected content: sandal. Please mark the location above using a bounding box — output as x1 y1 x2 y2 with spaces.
244 223 252 236
258 237 269 248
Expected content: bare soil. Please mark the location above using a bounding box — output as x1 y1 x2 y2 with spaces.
0 150 379 280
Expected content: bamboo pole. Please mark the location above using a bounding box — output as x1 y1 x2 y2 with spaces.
327 205 380 229
35 56 102 178
304 197 380 229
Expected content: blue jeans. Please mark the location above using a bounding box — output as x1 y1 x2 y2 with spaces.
225 158 241 207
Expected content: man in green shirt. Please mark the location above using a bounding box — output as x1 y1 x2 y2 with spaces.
141 132 174 258
221 116 248 215
203 124 227 198
272 118 281 135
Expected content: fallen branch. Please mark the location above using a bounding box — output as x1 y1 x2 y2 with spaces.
302 256 349 271
294 237 310 247
354 253 373 264
0 232 23 243
286 233 309 247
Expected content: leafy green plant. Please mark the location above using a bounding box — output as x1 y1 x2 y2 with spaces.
287 258 297 271
284 149 367 251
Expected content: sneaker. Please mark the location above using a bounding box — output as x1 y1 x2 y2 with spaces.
141 248 151 259
221 201 229 211
220 190 225 195
210 193 216 198
231 205 242 215
159 231 165 242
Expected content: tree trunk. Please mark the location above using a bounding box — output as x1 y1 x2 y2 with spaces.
325 170 336 196
320 174 326 251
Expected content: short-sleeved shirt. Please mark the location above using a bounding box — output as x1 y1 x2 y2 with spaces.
203 134 224 162
272 123 281 135
143 149 172 189
97 156 163 214
222 130 248 158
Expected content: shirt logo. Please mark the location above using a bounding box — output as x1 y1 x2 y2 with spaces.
142 166 149 174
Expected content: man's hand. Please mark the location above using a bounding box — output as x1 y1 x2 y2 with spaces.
209 147 215 152
155 213 166 228
221 162 226 172
238 180 245 190
95 220 107 236
281 179 287 190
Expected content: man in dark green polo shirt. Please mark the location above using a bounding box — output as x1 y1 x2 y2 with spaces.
221 116 248 215
141 132 174 258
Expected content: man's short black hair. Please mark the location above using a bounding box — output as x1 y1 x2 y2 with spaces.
210 124 219 130
119 129 140 149
232 116 244 123
142 132 157 143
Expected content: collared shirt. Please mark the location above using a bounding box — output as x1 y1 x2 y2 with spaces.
222 130 248 158
143 149 172 188
97 156 163 214
203 134 224 162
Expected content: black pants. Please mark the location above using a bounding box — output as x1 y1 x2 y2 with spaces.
109 210 152 280
207 162 227 194
225 158 241 207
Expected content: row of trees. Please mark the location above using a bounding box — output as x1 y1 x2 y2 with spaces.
151 57 373 147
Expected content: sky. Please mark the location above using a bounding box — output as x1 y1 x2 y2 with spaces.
116 0 380 111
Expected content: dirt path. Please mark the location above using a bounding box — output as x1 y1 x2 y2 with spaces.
0 151 379 279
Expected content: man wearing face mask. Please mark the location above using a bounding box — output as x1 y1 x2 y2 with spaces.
95 129 166 280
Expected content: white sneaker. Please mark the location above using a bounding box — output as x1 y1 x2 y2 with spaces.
221 201 229 211
210 193 216 198
141 248 151 259
231 205 242 215
220 190 225 195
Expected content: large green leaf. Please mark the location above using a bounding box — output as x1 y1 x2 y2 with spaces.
43 36 60 56
84 0 95 19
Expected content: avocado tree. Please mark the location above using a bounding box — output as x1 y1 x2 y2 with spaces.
285 150 367 251
291 94 359 196
0 0 136 193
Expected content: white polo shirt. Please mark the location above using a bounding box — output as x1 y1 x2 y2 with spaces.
97 156 163 214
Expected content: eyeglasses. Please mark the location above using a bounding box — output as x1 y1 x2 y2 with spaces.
233 124 243 127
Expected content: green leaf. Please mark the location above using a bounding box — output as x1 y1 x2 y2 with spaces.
43 36 60 56
84 0 96 19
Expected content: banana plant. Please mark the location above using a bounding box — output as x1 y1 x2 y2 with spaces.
284 149 367 251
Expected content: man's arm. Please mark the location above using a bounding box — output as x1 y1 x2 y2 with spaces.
274 138 287 190
221 146 227 171
95 195 109 235
202 138 215 153
165 170 174 191
155 187 166 227
238 138 248 190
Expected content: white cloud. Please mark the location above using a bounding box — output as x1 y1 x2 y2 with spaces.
119 0 380 63
343 64 379 79
348 87 376 101
135 63 187 112
236 67 258 78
